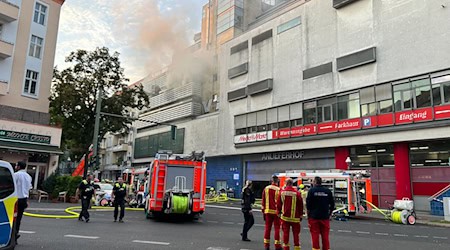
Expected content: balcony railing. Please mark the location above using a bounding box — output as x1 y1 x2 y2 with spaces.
149 82 202 110
0 39 13 59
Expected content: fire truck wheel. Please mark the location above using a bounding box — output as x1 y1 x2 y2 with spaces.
145 210 152 219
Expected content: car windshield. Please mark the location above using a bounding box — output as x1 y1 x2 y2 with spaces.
99 184 113 191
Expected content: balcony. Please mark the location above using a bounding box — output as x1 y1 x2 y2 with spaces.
0 39 13 59
110 143 128 152
136 101 202 129
0 0 19 23
149 82 202 110
0 80 7 96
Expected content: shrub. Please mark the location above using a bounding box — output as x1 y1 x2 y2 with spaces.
53 175 71 198
41 173 60 196
67 176 82 197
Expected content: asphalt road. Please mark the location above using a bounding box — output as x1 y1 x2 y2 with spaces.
16 205 449 250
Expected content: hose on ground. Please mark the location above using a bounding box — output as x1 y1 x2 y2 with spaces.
24 206 144 219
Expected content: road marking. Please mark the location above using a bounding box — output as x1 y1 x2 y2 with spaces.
356 231 370 234
330 229 334 232
254 224 264 227
19 231 36 234
374 223 384 225
375 233 389 236
64 235 99 239
132 240 170 245
303 227 309 230
433 236 448 240
393 234 408 237
206 205 244 211
207 220 219 223
206 247 230 250
414 235 429 238
223 222 234 225
338 230 351 233
237 222 244 225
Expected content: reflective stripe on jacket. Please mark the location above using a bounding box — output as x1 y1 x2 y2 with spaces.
261 184 280 214
277 186 303 223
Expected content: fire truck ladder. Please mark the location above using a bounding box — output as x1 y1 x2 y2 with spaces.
153 153 170 209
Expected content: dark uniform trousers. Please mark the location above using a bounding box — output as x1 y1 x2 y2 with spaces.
114 199 125 220
80 197 90 220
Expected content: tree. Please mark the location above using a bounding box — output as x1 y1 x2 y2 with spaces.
50 47 149 159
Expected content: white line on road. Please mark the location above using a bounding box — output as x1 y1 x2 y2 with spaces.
19 231 36 234
132 240 170 245
338 230 351 233
433 236 448 240
223 222 234 225
207 220 219 223
303 227 309 230
414 235 429 238
356 231 370 234
237 222 244 225
375 233 389 236
64 235 99 239
206 247 230 250
393 234 408 237
254 224 265 227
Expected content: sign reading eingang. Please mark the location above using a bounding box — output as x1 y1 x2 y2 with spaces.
0 129 51 144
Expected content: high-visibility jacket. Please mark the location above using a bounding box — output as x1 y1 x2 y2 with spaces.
261 184 280 215
277 186 303 223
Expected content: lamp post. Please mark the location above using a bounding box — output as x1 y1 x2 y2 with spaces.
345 156 352 169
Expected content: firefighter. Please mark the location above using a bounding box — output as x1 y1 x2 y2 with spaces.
299 184 308 217
76 174 95 223
277 178 303 250
262 175 282 250
112 177 127 222
306 176 335 250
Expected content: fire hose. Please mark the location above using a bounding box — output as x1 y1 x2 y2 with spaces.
24 206 144 219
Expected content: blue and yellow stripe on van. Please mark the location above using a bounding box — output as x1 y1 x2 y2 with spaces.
0 196 17 247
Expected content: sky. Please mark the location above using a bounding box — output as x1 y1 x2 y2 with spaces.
55 0 205 84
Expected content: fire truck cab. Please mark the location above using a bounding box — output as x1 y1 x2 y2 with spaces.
275 169 372 215
144 152 207 219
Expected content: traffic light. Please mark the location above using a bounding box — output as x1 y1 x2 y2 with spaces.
171 125 177 140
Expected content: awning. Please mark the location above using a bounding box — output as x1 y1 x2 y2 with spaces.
0 140 63 155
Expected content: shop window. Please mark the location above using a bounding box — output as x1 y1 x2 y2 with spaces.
234 114 247 135
431 75 450 106
410 141 450 167
317 97 337 123
412 78 431 108
290 102 303 126
303 101 317 124
361 103 377 117
338 93 360 120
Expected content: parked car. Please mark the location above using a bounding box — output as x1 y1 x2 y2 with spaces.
94 183 113 206
0 161 18 249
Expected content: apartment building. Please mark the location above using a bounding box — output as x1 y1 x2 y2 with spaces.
0 0 64 189
212 0 450 210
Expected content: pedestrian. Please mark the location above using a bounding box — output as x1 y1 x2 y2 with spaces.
241 180 255 241
277 178 303 250
307 176 335 250
13 161 32 245
76 174 95 223
262 175 282 250
299 184 308 217
112 177 127 222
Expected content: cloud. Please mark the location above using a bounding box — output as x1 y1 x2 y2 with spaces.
55 0 204 84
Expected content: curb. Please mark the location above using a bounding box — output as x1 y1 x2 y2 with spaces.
356 214 450 228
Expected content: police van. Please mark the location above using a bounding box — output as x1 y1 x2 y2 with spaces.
0 161 18 249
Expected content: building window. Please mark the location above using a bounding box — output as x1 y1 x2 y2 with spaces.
410 141 450 167
29 35 43 59
217 0 243 34
361 103 377 117
256 110 267 132
277 17 301 34
338 93 360 120
34 2 47 26
24 70 39 96
277 105 290 128
235 114 247 135
394 79 432 111
290 102 303 126
303 101 317 124
432 75 450 106
412 78 431 108
317 97 337 123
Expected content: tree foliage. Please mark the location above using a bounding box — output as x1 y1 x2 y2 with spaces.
50 47 148 157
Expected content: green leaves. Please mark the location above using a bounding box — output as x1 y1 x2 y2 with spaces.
50 47 149 156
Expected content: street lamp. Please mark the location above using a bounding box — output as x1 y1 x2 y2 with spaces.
345 156 352 169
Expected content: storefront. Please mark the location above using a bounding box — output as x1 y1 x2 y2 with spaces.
0 119 62 189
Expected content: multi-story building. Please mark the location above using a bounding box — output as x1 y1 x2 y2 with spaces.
99 132 132 180
213 0 450 211
0 0 64 189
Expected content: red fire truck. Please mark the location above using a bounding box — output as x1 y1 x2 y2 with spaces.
144 152 207 219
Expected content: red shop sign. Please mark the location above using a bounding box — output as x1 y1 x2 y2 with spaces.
395 108 432 124
337 118 361 131
434 104 450 120
377 113 394 127
302 124 317 136
318 121 338 134
278 128 291 139
362 116 377 128
290 126 303 137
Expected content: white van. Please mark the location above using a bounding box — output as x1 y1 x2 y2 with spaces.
0 161 18 249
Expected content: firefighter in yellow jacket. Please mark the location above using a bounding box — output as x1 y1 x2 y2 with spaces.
262 175 282 250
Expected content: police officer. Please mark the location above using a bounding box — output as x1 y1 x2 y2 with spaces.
112 177 127 222
241 180 255 241
76 174 95 223
262 175 282 250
